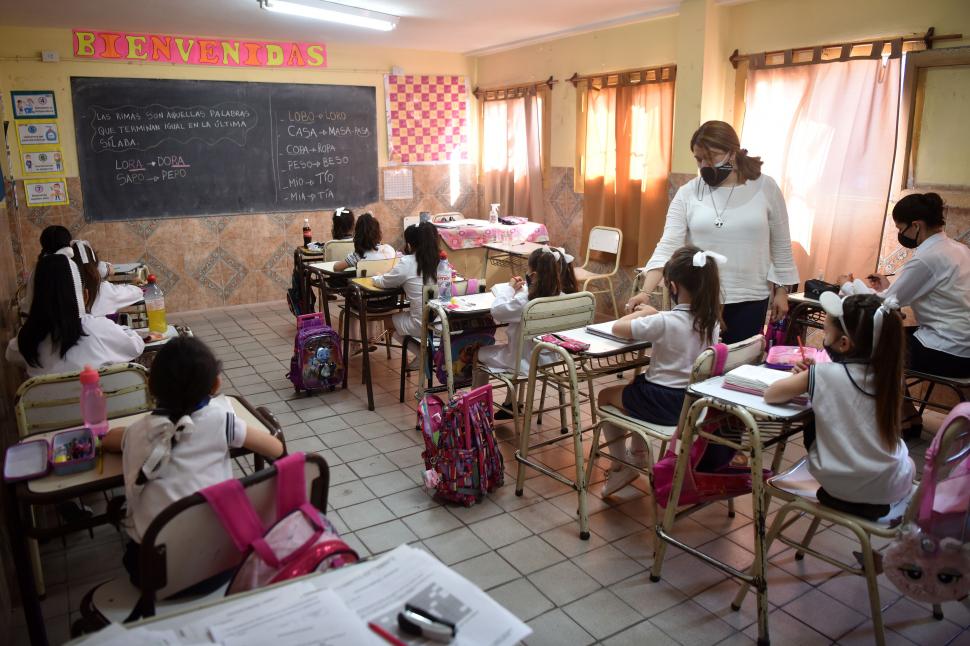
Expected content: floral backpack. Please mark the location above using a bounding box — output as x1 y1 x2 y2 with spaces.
885 403 970 603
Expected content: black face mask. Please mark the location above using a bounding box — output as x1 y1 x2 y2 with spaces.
897 223 920 249
700 160 733 187
823 343 848 363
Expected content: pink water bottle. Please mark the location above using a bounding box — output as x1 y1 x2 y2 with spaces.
79 365 109 438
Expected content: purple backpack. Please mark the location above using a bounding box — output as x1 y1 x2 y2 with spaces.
419 385 504 506
201 453 358 595
287 313 342 393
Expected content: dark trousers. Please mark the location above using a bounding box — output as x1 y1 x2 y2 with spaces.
906 328 970 378
721 298 770 344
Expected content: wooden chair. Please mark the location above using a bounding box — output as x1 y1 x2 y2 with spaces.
338 257 401 366
574 226 623 318
78 454 329 628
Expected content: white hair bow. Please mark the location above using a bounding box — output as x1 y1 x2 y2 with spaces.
871 296 900 357
692 250 728 268
72 240 95 265
335 207 349 216
541 245 575 265
54 247 86 315
839 278 875 296
138 414 196 485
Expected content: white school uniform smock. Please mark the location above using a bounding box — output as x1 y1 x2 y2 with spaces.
6 315 145 378
881 233 970 358
626 304 719 388
643 175 800 304
121 395 247 542
91 281 144 317
477 284 561 376
343 243 396 267
807 362 914 505
372 254 430 338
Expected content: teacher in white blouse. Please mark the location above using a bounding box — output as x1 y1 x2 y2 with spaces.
626 121 799 343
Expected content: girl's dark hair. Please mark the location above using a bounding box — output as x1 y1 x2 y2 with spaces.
527 249 562 300
18 254 84 366
39 225 71 259
837 294 905 450
690 120 763 182
560 256 578 294
892 192 945 228
149 336 222 422
70 241 101 313
662 245 723 345
404 222 439 283
332 208 355 239
353 212 382 257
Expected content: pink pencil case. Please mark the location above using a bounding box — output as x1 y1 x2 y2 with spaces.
3 427 97 482
765 346 830 370
540 333 590 353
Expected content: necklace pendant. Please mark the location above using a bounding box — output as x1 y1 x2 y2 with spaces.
714 219 724 228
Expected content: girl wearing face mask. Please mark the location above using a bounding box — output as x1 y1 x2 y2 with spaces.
626 121 799 343
597 246 724 496
765 293 913 521
866 193 970 382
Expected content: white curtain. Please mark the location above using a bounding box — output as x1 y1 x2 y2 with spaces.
480 91 544 219
742 57 900 280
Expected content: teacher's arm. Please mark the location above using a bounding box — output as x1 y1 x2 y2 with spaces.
879 257 934 306
764 177 800 322
626 186 690 311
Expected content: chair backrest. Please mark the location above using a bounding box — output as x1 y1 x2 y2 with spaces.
432 212 464 223
514 292 596 376
402 215 420 229
14 363 152 437
631 270 671 311
689 334 766 384
141 453 329 604
323 239 355 262
588 226 622 255
356 257 397 277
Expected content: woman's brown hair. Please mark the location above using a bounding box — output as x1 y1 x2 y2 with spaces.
837 294 905 450
690 120 763 182
527 248 562 300
70 241 101 313
662 245 723 345
352 212 382 257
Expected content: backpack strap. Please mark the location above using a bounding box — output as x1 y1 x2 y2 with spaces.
200 480 279 567
917 402 970 526
275 452 308 521
711 342 729 377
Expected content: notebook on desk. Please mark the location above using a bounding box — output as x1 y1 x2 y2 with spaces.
723 364 808 404
111 262 142 274
584 321 633 344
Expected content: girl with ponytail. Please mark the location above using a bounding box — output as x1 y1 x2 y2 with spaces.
597 245 724 496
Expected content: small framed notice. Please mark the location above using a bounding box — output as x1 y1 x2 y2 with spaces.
21 148 64 175
11 91 57 119
16 120 60 145
24 178 69 207
382 167 414 200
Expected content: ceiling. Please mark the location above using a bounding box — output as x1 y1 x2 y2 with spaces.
0 0 684 55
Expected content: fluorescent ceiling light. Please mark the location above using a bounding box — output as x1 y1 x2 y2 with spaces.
259 0 399 32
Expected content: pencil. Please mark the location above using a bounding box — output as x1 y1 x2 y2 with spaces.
797 335 806 363
368 622 406 646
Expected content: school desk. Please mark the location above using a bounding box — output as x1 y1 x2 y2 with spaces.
6 396 283 646
482 241 547 278
651 373 812 646
434 221 549 287
304 260 355 327
340 278 407 411
784 292 825 344
105 262 148 286
515 326 652 540
293 246 327 314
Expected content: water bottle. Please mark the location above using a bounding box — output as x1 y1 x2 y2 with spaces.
144 275 167 334
302 218 313 246
489 203 500 225
436 251 452 301
79 365 108 438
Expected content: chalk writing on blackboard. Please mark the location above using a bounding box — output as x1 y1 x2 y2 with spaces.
87 102 258 152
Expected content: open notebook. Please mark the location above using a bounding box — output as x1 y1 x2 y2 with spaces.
723 364 808 404
584 321 634 343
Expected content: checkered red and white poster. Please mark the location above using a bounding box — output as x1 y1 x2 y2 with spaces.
384 74 469 165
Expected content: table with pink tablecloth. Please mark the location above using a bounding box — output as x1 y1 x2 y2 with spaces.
435 221 549 250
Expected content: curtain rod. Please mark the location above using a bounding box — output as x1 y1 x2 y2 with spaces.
472 76 556 100
567 64 676 88
729 26 963 69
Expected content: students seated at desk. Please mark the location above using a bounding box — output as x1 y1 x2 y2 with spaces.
71 240 144 317
765 293 913 521
20 224 72 314
101 337 284 586
473 247 565 418
331 207 355 240
6 251 145 378
596 246 724 496
332 212 396 272
372 222 438 366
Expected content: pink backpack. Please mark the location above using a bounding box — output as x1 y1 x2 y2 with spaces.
419 385 505 506
201 453 358 595
885 403 970 604
653 343 773 508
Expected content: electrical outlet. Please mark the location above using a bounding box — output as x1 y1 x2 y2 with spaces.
41 50 59 63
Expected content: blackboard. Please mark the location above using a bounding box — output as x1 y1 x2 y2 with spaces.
70 77 378 220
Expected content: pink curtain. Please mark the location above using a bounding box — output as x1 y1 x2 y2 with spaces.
480 90 544 219
741 57 900 280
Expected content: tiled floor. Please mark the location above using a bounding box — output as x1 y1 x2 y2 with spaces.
12 301 970 645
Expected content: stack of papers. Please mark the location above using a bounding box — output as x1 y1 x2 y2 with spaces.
585 321 633 343
723 364 807 404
